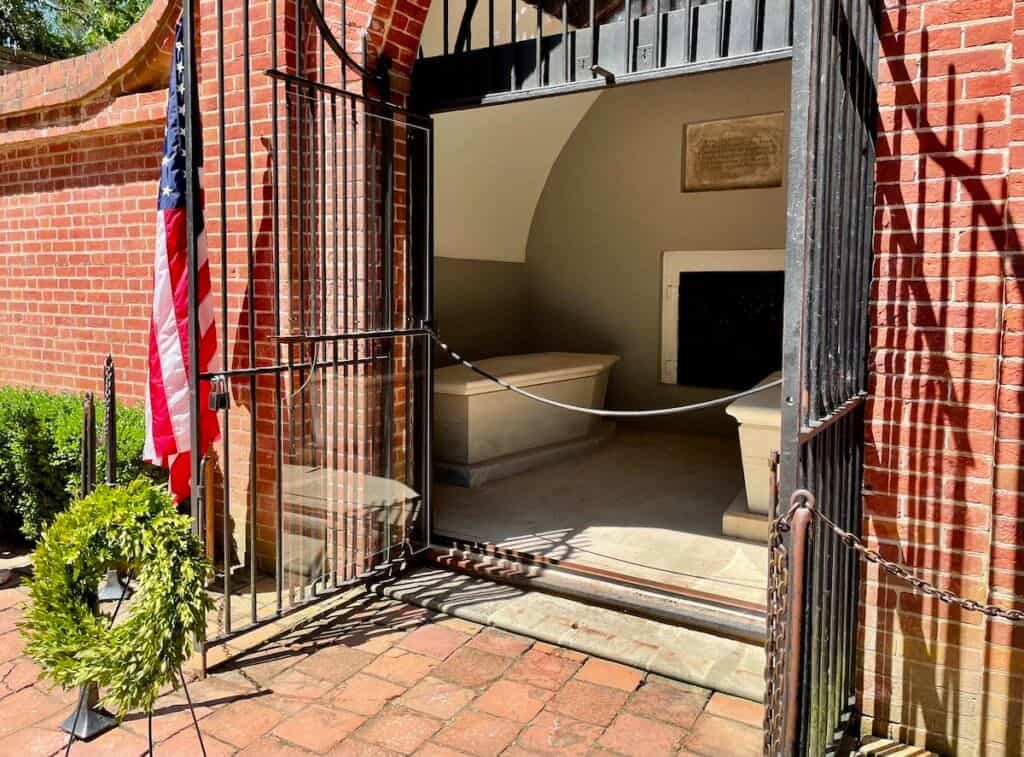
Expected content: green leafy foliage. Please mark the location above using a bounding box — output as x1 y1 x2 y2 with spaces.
0 387 165 543
1 0 153 59
21 479 213 715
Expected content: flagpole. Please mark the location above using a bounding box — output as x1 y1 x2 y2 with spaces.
182 0 202 538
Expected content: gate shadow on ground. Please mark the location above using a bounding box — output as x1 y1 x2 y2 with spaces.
867 19 1023 755
206 591 479 684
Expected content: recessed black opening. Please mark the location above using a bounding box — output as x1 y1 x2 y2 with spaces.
676 270 784 390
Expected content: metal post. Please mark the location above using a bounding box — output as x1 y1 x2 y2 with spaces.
182 0 202 538
783 503 811 755
103 355 116 485
81 393 96 498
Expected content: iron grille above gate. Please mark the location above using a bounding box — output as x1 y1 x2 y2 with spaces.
413 0 794 110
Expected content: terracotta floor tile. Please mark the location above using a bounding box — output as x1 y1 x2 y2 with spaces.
573 658 643 692
293 644 376 683
0 725 69 757
432 647 512 689
343 629 408 655
398 624 472 660
328 736 403 756
202 697 286 748
625 677 710 730
237 735 315 755
272 703 367 752
0 686 67 736
333 673 407 716
545 680 629 727
155 727 236 757
683 714 762 757
0 630 26 663
474 680 552 723
65 725 149 756
597 712 685 756
269 667 337 702
530 643 586 663
354 707 443 754
432 709 522 757
121 697 205 743
506 649 581 691
466 629 534 659
0 609 19 635
704 692 765 729
0 657 41 697
362 649 439 687
396 676 476 719
514 711 603 756
417 742 472 756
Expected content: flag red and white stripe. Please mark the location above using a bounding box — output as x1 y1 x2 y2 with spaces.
144 20 219 503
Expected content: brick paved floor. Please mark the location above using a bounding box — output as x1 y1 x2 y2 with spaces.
0 575 764 756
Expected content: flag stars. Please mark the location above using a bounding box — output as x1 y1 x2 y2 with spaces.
162 185 173 197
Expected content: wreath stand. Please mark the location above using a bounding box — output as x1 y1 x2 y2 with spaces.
25 368 211 753
60 567 207 756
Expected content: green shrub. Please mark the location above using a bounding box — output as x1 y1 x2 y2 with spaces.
0 387 166 543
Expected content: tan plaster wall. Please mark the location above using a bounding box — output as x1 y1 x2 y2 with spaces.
525 61 791 434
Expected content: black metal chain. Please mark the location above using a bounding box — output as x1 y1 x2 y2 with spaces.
804 501 1024 622
763 499 792 757
764 488 1024 757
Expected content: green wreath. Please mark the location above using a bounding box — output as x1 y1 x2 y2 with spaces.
21 478 213 716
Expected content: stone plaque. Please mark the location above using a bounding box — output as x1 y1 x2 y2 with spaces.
683 112 785 192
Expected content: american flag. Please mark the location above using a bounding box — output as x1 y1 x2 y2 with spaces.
144 20 220 503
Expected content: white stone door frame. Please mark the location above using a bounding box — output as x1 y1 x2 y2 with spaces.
659 249 787 384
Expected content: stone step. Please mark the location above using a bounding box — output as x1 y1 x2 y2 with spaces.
373 565 766 702
430 545 766 644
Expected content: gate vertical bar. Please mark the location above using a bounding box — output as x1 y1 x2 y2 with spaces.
200 0 434 650
776 0 880 751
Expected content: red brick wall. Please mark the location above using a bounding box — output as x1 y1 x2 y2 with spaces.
863 0 1024 752
5 0 1024 750
0 0 177 403
0 102 167 402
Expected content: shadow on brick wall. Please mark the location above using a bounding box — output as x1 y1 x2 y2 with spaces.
866 18 1024 755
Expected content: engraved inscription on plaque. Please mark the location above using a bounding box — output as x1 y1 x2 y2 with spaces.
683 112 785 192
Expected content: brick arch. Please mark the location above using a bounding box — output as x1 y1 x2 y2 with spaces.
366 0 432 93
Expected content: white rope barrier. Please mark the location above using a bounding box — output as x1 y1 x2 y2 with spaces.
429 331 784 418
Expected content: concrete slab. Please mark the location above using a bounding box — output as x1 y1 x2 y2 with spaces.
435 428 768 606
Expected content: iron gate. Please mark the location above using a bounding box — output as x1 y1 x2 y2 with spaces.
181 0 435 649
771 0 880 752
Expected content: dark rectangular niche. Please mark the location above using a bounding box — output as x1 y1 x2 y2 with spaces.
676 270 784 390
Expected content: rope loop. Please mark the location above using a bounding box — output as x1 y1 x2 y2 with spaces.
429 328 784 418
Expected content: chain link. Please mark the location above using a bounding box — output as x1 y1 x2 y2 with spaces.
764 488 1024 757
763 505 790 757
808 504 1024 622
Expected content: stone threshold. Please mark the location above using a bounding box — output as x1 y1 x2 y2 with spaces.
373 565 766 702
